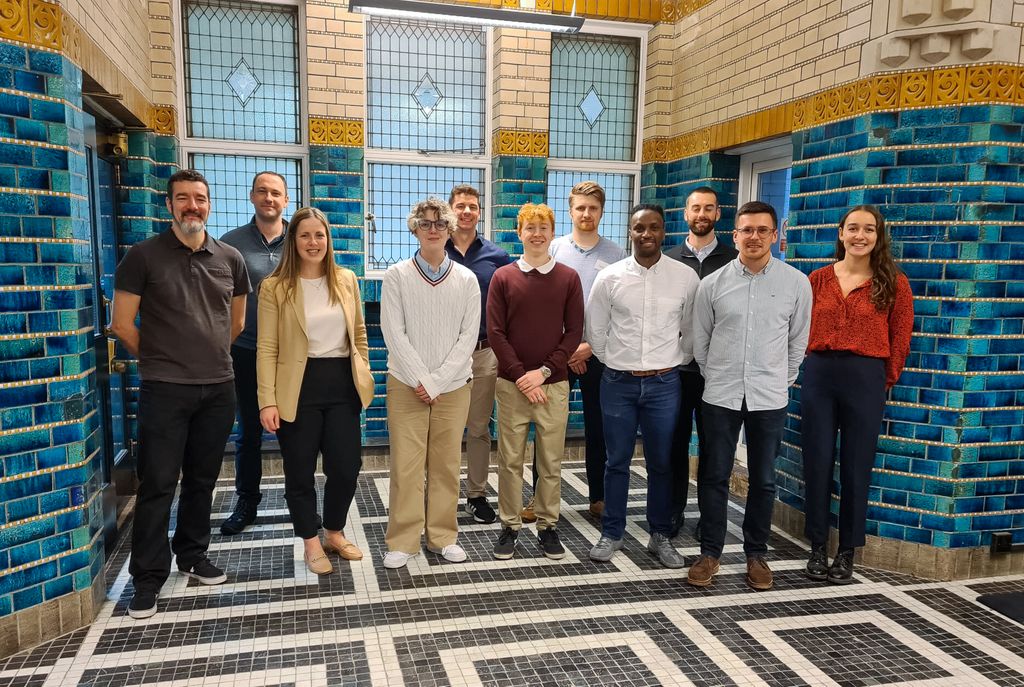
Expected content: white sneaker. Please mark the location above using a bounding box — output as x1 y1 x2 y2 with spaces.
383 551 415 569
428 543 467 563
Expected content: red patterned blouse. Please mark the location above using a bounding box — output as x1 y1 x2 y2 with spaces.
807 265 915 387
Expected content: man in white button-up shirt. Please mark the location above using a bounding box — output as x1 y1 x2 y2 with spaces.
585 204 701 568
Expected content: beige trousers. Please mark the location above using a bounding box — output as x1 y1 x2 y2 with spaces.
385 375 472 553
464 347 497 499
495 378 569 530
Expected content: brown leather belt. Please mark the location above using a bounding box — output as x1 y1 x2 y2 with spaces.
475 339 490 351
629 368 674 377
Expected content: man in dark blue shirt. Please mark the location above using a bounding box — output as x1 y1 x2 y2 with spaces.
219 172 289 535
445 185 512 525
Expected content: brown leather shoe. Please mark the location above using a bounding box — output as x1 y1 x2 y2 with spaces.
746 556 773 590
588 500 604 517
686 555 720 587
520 498 537 524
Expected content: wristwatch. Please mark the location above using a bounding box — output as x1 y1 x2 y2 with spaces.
539 365 552 379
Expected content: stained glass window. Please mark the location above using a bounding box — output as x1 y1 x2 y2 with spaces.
183 0 300 144
546 170 635 249
366 19 486 153
549 35 639 161
366 163 484 270
189 153 303 238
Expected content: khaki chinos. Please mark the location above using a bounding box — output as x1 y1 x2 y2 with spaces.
385 375 472 553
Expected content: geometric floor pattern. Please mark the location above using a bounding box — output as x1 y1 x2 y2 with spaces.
2 462 1024 686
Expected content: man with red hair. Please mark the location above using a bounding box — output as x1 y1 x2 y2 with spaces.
487 203 584 560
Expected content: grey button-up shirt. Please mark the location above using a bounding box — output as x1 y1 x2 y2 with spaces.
693 257 812 411
220 217 287 349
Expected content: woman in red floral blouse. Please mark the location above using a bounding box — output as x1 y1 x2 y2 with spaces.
801 205 914 584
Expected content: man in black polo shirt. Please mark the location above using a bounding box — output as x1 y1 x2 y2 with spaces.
663 187 737 538
112 169 250 619
218 171 289 535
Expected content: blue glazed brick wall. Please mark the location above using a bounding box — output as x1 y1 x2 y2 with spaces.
780 104 1024 549
113 130 178 446
492 155 546 259
0 43 106 618
640 152 739 251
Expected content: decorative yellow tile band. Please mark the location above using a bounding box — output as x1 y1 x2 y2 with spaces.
0 0 62 51
309 117 364 147
493 128 549 157
643 63 1024 164
550 0 712 23
149 106 176 136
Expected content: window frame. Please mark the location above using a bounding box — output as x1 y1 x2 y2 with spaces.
173 0 308 223
546 19 649 248
361 18 493 280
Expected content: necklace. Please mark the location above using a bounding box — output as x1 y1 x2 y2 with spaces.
302 276 326 291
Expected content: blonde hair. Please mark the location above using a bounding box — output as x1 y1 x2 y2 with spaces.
268 206 343 306
406 197 457 235
568 180 605 209
517 203 555 232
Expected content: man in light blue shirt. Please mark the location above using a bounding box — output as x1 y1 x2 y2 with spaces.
688 201 811 592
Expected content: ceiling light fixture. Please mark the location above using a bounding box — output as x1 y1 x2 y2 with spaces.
349 0 584 33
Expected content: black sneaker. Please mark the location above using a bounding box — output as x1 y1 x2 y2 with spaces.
805 545 828 581
537 527 565 560
465 496 496 524
220 499 258 535
493 527 518 560
828 548 855 585
128 589 157 619
178 558 227 585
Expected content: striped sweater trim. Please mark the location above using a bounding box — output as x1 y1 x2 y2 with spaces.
412 256 453 286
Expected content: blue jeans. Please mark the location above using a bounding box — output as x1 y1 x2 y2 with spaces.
698 400 786 558
600 369 681 540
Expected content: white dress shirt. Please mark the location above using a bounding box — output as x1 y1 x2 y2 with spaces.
586 255 701 372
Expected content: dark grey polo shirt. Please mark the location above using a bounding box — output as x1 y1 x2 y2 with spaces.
220 217 287 350
114 229 251 384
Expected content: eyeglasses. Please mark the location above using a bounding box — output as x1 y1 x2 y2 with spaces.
735 227 774 237
416 219 450 231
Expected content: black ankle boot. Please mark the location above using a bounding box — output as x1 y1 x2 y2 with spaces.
828 548 855 584
805 545 828 581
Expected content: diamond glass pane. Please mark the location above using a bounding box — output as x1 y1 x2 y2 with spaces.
367 163 484 270
367 19 486 153
189 153 303 238
184 0 300 143
546 170 635 250
550 35 639 161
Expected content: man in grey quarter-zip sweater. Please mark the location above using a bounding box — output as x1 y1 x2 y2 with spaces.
219 171 290 535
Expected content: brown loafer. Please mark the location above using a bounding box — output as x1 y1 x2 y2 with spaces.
324 536 364 561
686 554 720 587
588 500 604 517
304 551 333 575
746 556 773 590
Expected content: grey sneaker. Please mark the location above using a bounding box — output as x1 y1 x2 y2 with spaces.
589 535 624 562
647 532 685 569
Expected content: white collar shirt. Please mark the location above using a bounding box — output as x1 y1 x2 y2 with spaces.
516 256 556 274
586 255 701 372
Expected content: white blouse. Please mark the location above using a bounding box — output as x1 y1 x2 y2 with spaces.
300 277 350 358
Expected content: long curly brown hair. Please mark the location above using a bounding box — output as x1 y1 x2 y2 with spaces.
834 205 901 311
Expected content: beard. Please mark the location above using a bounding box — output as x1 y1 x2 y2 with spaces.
178 215 205 234
688 218 715 237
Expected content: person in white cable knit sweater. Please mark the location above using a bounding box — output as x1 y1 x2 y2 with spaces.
380 197 481 569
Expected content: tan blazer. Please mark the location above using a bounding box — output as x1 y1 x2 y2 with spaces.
257 266 375 422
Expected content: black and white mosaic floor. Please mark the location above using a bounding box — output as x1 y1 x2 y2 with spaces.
3 462 1024 686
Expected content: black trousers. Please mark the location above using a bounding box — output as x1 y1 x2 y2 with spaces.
530 355 607 501
670 369 706 524
801 352 887 549
130 380 235 591
277 357 362 539
230 345 263 504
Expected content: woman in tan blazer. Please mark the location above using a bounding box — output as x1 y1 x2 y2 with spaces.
257 207 374 575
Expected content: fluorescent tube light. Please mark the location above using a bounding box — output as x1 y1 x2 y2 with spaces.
350 0 584 33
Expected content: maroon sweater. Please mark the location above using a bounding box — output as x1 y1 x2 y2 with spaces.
486 261 584 384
